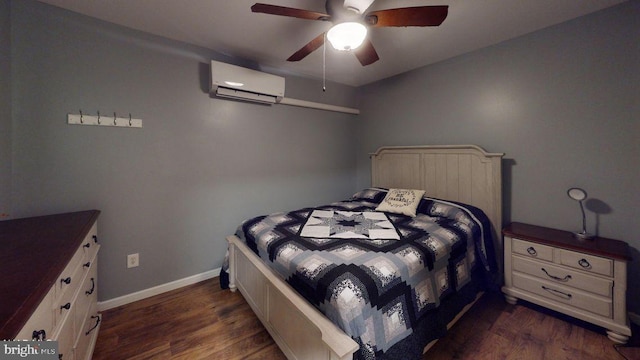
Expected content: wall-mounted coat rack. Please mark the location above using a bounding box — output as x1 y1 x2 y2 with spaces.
67 111 143 128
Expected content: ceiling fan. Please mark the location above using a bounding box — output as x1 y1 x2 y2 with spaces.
251 0 448 66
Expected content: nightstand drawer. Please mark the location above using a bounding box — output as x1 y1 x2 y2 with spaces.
512 272 612 318
559 250 613 277
512 256 612 297
512 238 553 262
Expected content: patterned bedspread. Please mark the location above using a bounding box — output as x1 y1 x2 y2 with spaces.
226 188 498 359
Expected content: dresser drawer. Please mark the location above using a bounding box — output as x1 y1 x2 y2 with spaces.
55 259 85 328
57 245 85 300
74 259 98 335
559 249 613 277
14 289 54 340
512 238 553 262
75 303 101 360
80 222 99 263
55 307 76 360
512 272 612 318
512 256 612 297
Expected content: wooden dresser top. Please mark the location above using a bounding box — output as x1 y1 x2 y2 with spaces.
503 222 631 261
0 210 100 339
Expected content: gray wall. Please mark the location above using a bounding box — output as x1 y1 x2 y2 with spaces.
356 2 639 312
8 0 358 301
0 0 11 218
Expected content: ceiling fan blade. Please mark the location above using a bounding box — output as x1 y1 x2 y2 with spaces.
354 39 379 66
251 3 330 21
365 6 448 27
287 33 326 62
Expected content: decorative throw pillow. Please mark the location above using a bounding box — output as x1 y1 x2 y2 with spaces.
351 188 387 203
375 188 426 217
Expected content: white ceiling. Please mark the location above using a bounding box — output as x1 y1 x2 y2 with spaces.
36 0 626 87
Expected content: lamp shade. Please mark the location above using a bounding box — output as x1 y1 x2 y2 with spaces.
327 22 367 51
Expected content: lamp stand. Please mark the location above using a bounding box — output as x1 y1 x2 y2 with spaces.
574 200 594 240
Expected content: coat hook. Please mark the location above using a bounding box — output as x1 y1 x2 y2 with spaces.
113 112 117 125
80 110 84 124
97 111 101 124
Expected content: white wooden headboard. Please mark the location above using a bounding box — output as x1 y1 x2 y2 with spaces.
371 145 504 257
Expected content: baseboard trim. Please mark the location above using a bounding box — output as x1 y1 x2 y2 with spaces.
97 267 221 311
629 312 640 326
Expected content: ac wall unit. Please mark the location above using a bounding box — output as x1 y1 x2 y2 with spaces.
210 60 285 104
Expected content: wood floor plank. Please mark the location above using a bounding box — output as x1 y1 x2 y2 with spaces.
93 278 634 360
169 313 266 356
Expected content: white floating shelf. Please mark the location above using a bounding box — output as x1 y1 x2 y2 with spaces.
67 113 142 128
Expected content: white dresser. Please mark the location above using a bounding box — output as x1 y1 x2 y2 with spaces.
502 222 631 344
0 210 101 360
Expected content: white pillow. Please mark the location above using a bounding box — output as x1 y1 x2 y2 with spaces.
375 188 426 217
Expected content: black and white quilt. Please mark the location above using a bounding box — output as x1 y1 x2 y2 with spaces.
226 188 498 359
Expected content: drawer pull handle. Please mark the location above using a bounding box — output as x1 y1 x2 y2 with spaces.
32 329 46 341
541 268 572 282
84 242 91 248
60 302 71 311
86 277 95 295
526 247 537 256
93 235 98 243
541 285 572 300
578 258 591 269
61 277 71 285
85 315 101 335
83 261 91 268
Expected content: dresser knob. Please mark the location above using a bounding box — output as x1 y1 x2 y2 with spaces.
526 247 537 256
61 277 71 285
92 235 98 243
60 303 71 311
84 242 91 248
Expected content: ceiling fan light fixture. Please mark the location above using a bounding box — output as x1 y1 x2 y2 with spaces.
327 22 367 51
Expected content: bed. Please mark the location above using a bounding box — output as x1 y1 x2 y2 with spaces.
223 145 504 360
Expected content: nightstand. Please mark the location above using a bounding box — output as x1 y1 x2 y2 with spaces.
502 222 632 344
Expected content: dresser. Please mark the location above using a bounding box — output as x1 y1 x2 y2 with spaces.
502 222 631 344
0 210 101 360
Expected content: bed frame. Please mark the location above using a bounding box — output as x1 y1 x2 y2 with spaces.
226 144 504 360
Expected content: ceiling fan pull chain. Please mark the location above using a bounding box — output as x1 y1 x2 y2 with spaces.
323 32 326 92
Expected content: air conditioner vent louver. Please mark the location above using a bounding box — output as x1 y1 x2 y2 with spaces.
215 87 277 104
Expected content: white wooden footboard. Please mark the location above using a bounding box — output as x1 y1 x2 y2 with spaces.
227 234 359 360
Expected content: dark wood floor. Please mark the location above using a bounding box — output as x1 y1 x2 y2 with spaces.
94 278 636 359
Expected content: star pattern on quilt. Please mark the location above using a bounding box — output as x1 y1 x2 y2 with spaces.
321 211 379 236
300 210 400 240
